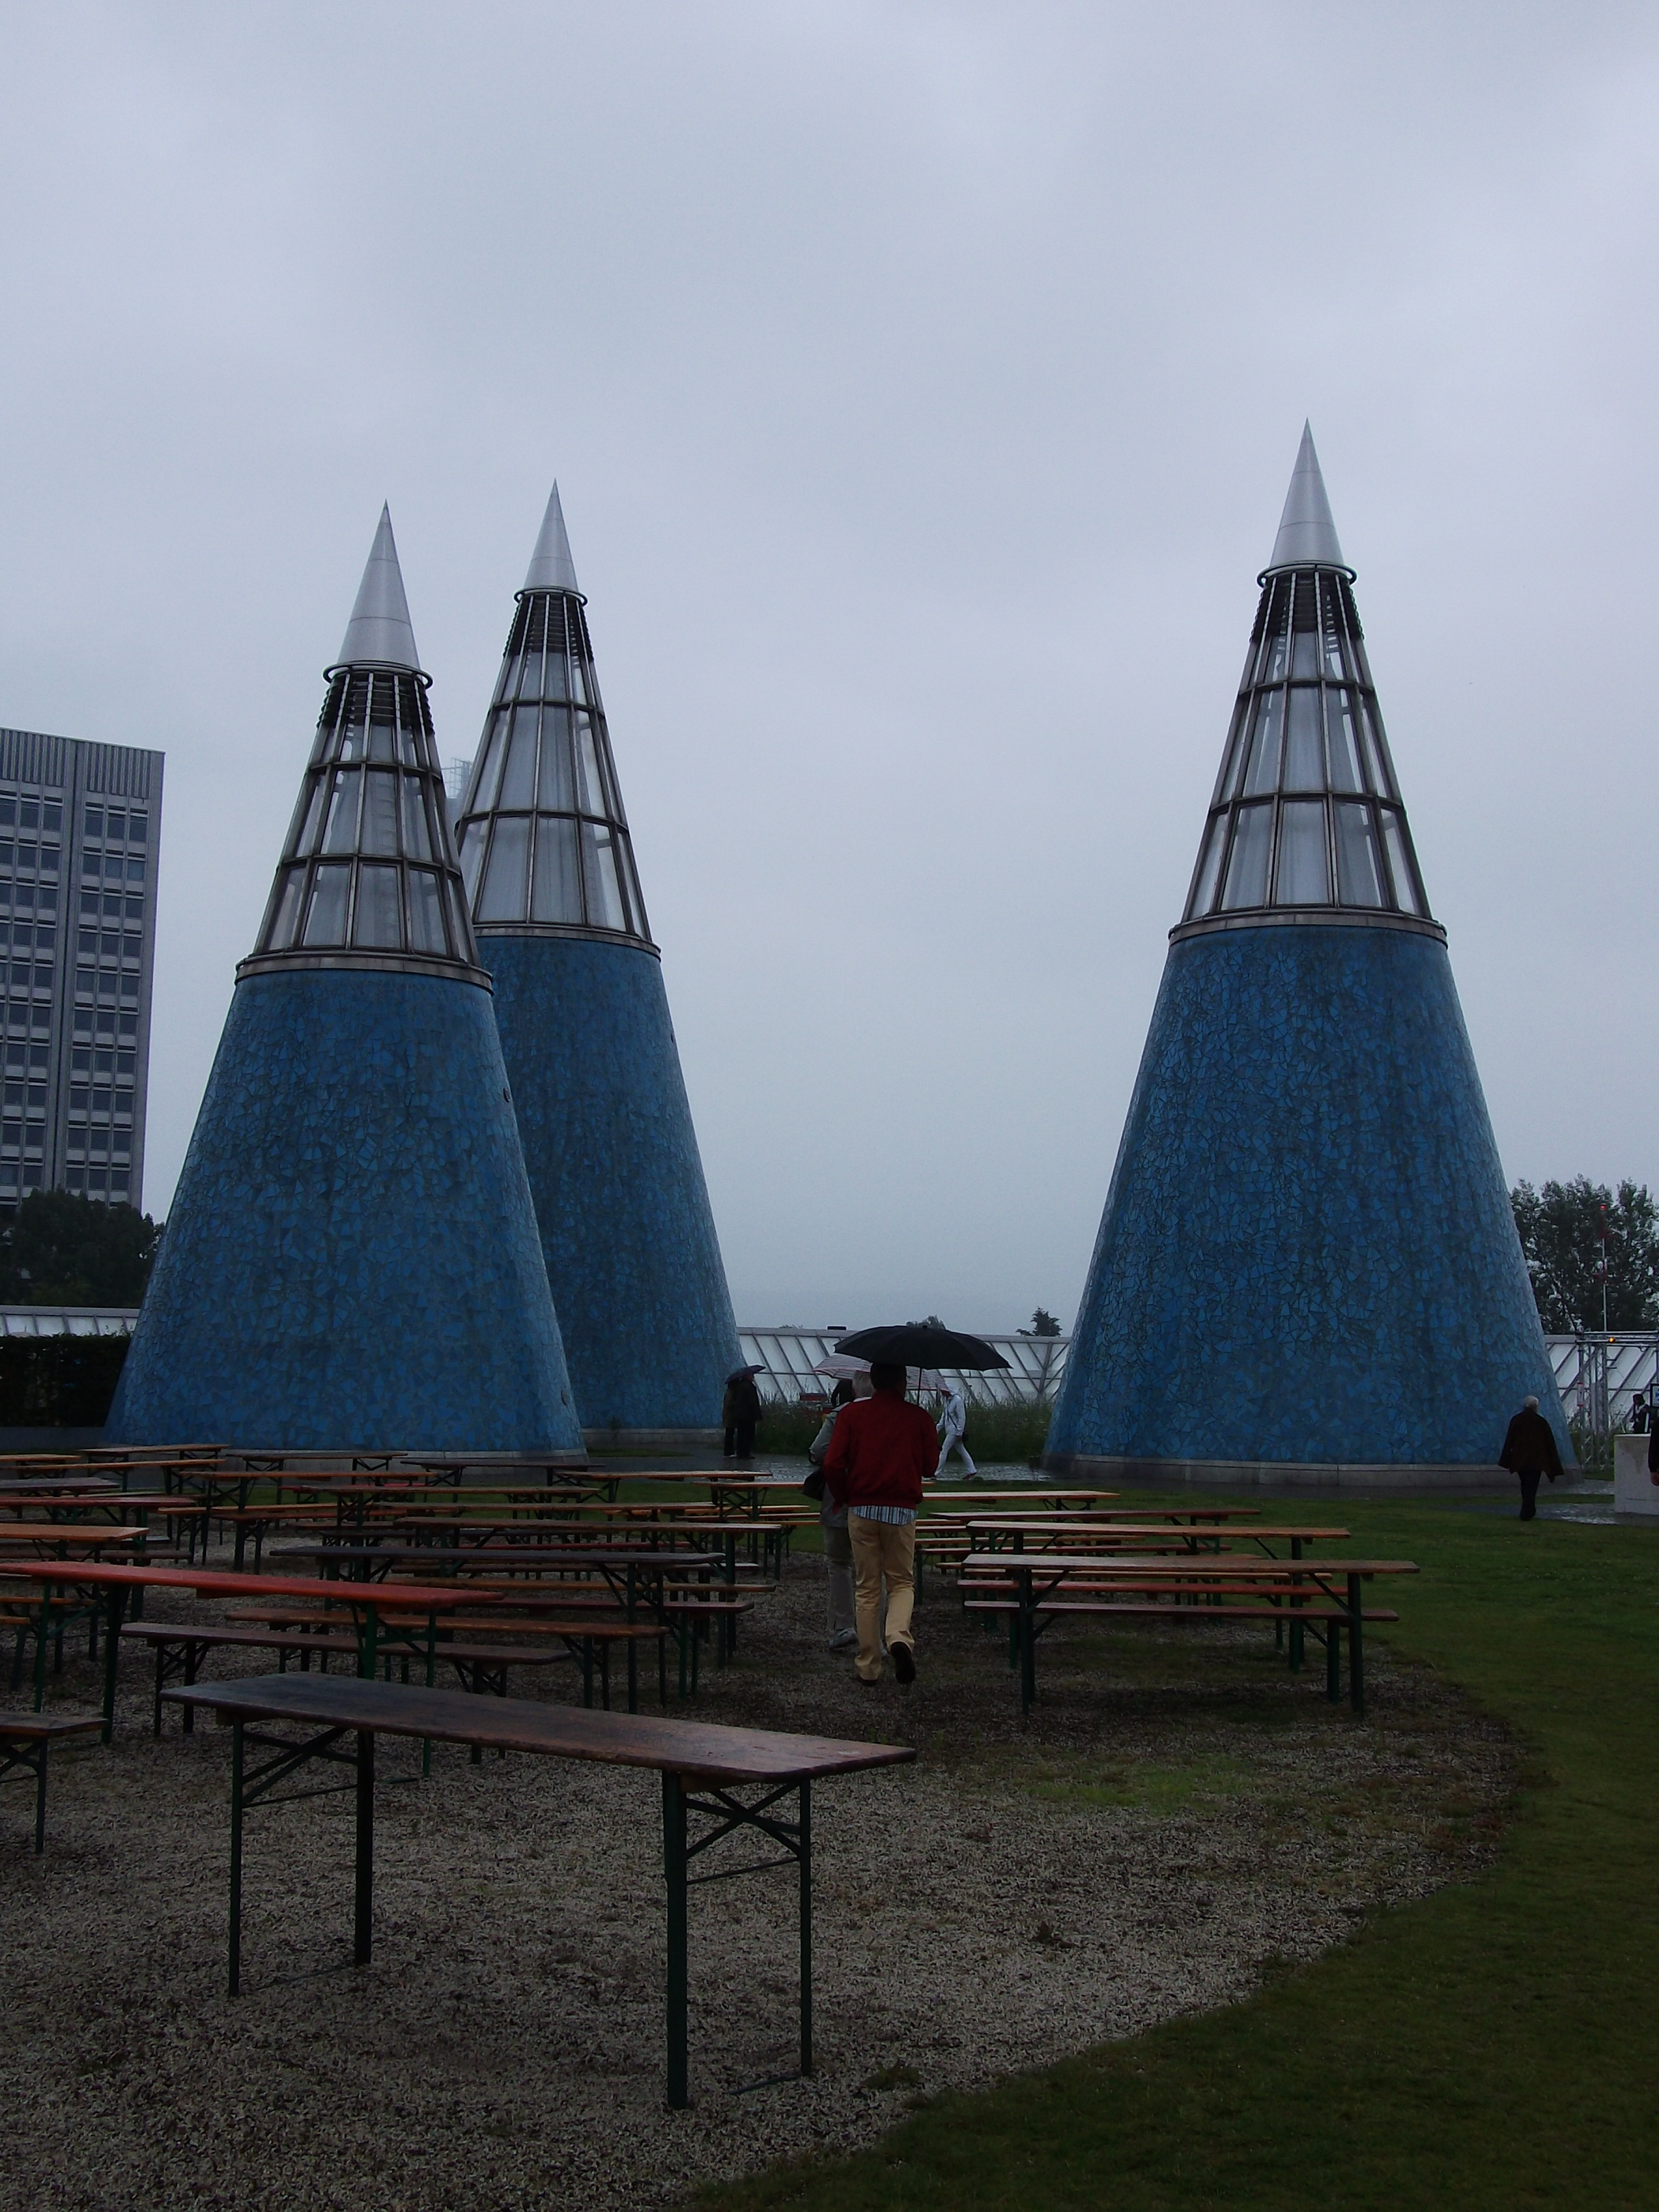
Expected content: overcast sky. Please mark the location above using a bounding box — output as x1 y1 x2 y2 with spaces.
1 3 1654 1333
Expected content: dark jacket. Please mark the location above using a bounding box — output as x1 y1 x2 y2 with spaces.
823 1390 939 1512
722 1375 761 1426
1500 1408 1563 1480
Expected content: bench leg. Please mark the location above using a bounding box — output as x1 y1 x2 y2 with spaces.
34 1736 48 1855
354 1729 374 1966
1326 1621 1342 1703
799 1779 813 2078
1348 1577 1365 1716
663 1771 689 2108
100 1588 126 1744
229 1720 245 1996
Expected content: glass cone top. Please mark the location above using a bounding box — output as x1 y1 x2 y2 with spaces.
1177 431 1437 936
243 507 485 981
454 485 652 947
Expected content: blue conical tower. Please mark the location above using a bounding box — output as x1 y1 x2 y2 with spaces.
1046 430 1568 1482
108 510 584 1456
453 486 740 1437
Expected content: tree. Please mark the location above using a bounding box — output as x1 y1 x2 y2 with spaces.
1020 1308 1062 1338
0 1190 163 1307
1510 1178 1659 1333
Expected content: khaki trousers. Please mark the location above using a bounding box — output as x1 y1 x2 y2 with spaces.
849 1514 915 1683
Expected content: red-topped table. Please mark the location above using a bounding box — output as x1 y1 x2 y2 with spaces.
0 1561 493 1737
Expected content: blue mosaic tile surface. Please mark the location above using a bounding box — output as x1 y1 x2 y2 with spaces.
1047 925 1569 1467
484 934 740 1430
107 970 583 1452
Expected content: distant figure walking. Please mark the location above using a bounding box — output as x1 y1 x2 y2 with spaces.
823 1361 939 1686
936 1386 977 1478
722 1368 761 1462
1499 1394 1563 1521
808 1376 869 1651
1630 1391 1652 1435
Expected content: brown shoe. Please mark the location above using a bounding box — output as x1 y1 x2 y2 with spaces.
892 1643 916 1685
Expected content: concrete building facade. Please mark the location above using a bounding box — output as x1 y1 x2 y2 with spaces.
0 727 162 1213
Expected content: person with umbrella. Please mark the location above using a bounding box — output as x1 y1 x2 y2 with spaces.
722 1365 764 1463
822 1362 937 1684
822 1324 1007 1686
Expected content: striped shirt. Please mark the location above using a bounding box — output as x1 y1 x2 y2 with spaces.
851 1504 917 1526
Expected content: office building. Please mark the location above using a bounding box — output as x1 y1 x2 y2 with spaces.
0 727 162 1213
1046 427 1565 1482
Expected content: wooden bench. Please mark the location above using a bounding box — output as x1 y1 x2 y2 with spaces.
957 1552 1419 1715
0 1712 103 1851
206 1605 676 1712
165 1672 913 2107
962 1595 1400 1705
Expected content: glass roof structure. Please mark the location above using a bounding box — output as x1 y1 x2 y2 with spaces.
244 507 483 982
738 1326 1071 1408
453 485 651 945
1176 426 1438 940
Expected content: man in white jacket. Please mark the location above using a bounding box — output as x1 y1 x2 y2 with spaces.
937 1386 976 1477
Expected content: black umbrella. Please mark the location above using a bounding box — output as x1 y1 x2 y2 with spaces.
833 1324 1009 1371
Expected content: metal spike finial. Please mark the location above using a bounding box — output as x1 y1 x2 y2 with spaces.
336 504 422 671
523 482 580 595
1265 423 1347 573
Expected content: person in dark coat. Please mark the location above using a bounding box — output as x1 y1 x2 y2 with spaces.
1629 1391 1652 1435
722 1368 762 1462
1499 1395 1563 1520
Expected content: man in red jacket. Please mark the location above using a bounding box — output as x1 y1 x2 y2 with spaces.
822 1361 939 1685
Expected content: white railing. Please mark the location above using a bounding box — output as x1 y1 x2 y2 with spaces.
737 1326 1069 1407
0 1306 138 1337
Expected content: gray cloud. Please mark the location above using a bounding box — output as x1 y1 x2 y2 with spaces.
1 2 1654 1329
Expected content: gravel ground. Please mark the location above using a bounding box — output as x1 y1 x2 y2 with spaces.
2 1534 1514 2211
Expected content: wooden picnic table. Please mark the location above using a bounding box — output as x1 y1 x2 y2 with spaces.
0 1522 149 1556
1 1712 105 1851
957 1550 1419 1716
262 1542 733 1704
266 1540 727 1580
166 1672 914 2107
0 1474 122 1496
958 1518 1349 1556
0 1561 494 1737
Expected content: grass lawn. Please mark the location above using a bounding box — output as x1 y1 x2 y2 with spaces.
698 1492 1659 2211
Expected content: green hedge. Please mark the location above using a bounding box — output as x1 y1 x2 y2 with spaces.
0 1335 130 1426
756 1397 1054 1463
